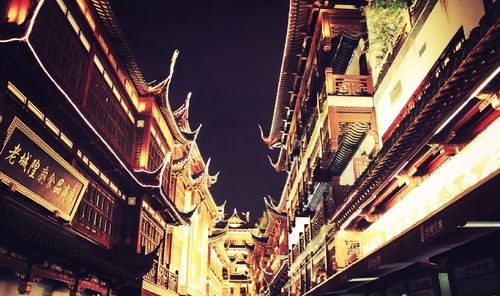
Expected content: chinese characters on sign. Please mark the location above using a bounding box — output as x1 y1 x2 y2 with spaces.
0 117 88 221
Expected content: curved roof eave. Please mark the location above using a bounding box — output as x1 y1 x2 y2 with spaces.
262 0 309 148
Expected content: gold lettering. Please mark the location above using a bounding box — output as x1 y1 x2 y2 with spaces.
27 159 41 178
37 166 50 184
61 184 71 202
46 173 56 189
471 157 488 180
53 178 65 194
18 152 32 172
4 143 22 165
66 186 78 204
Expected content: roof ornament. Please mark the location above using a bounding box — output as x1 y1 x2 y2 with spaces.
133 151 173 183
174 91 192 118
259 124 284 150
266 155 282 171
205 158 220 186
147 50 200 143
148 49 179 95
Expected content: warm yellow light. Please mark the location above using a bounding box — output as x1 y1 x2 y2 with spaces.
361 118 500 255
7 0 30 25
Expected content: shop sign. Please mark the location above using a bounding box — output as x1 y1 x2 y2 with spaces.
360 119 500 256
455 258 495 280
0 117 88 221
420 219 445 243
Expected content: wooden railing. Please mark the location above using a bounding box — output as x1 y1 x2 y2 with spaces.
144 260 178 292
292 243 300 264
304 225 310 246
325 70 374 96
167 268 178 292
311 203 324 240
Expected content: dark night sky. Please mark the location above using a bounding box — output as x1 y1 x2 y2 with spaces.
109 1 288 221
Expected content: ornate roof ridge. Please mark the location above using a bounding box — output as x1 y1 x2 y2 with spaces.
147 50 201 145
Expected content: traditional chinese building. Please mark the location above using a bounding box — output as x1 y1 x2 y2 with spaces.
0 0 221 295
212 209 257 295
206 202 232 296
262 0 499 295
249 196 289 296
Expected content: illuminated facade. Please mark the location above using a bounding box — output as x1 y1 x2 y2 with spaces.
0 0 221 295
262 0 499 295
249 197 289 295
212 209 257 295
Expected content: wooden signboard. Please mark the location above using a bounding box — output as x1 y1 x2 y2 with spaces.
0 117 88 221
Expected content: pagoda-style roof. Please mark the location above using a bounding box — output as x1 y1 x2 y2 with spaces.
148 50 201 145
226 208 251 228
264 195 287 220
251 232 269 247
328 122 370 175
261 0 312 148
171 142 194 174
262 1 366 171
189 158 219 188
216 200 226 220
172 92 203 140
143 187 197 226
208 228 227 243
132 152 195 225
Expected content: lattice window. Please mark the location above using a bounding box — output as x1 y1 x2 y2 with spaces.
140 211 164 257
147 136 164 171
76 182 121 245
86 69 134 160
29 1 86 101
313 257 326 277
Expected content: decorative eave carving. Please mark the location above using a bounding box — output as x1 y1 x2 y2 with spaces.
266 148 287 172
147 50 201 145
251 232 269 247
264 196 287 221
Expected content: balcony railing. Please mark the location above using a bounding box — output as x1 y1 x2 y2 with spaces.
311 204 324 240
292 243 300 263
144 260 178 292
325 71 374 97
304 225 311 246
